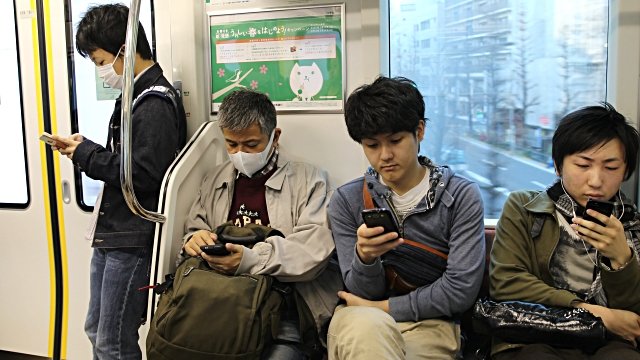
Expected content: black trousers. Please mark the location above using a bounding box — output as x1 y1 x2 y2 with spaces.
493 341 640 360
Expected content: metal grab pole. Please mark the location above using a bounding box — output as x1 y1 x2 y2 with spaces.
120 0 166 223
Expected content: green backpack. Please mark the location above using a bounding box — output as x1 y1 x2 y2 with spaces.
146 224 285 360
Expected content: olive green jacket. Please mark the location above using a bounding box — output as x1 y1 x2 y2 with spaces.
489 190 640 354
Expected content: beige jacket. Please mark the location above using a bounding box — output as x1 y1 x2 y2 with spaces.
183 155 343 335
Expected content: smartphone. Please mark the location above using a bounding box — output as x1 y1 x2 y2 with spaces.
583 199 614 227
39 132 67 149
362 208 399 236
200 244 230 256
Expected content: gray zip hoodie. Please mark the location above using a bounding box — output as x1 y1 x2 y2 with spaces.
328 157 485 322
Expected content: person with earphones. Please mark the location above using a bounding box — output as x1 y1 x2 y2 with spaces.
489 102 640 360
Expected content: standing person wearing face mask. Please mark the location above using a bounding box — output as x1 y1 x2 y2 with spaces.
180 89 343 359
48 4 186 360
490 102 640 360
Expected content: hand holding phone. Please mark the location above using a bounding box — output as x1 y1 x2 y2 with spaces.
583 199 614 227
362 208 399 238
39 132 67 149
200 244 230 256
359 208 400 264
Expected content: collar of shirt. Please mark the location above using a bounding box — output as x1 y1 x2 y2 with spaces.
134 64 153 83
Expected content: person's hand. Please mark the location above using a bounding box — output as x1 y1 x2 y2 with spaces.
356 223 403 264
578 303 640 346
53 133 84 160
183 230 217 257
202 243 243 275
572 212 632 269
337 290 389 312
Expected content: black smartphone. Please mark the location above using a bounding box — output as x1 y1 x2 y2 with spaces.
362 208 399 236
200 244 230 256
583 199 614 227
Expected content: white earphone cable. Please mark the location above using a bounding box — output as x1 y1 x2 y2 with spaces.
560 179 598 267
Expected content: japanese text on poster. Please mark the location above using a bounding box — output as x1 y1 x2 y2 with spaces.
209 6 344 112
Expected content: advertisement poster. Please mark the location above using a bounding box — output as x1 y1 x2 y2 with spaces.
209 5 344 112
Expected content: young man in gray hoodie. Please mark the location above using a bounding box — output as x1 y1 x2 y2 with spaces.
327 76 485 359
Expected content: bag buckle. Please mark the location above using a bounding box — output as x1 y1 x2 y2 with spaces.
272 282 292 295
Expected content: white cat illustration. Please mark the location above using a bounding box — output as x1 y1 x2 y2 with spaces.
289 63 323 101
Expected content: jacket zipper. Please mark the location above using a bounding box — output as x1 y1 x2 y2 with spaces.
383 195 404 238
383 193 433 239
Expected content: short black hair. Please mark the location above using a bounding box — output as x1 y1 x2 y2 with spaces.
552 102 639 180
344 76 426 143
218 90 277 135
76 3 152 60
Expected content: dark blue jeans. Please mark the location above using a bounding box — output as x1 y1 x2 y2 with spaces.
262 319 304 359
262 308 304 360
85 247 151 360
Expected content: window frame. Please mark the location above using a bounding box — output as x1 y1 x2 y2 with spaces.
0 0 31 209
384 0 640 220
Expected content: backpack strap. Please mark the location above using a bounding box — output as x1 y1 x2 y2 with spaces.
132 85 179 117
362 179 448 260
362 180 375 210
132 85 184 155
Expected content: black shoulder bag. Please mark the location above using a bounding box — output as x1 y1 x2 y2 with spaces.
472 298 607 352
472 210 608 352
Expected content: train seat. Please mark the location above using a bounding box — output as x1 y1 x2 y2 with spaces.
146 121 227 318
460 226 495 359
141 126 498 359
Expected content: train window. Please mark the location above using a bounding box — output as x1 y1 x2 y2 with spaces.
0 0 29 208
66 0 154 209
389 0 608 218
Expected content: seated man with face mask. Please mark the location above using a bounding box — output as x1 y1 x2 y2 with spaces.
180 89 342 359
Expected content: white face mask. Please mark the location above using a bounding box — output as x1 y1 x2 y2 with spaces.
229 131 275 177
97 48 123 90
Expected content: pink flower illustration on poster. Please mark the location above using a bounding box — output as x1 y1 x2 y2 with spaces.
250 80 258 89
217 68 225 77
260 64 268 74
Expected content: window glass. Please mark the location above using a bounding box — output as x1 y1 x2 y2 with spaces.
0 0 29 207
68 0 153 207
390 0 608 217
